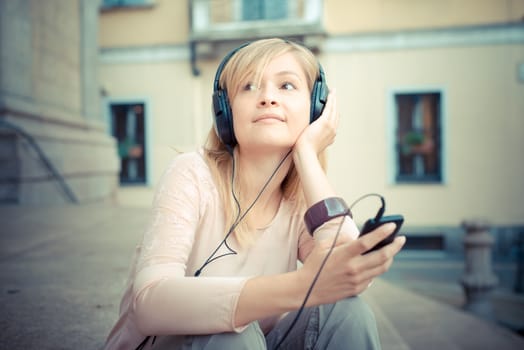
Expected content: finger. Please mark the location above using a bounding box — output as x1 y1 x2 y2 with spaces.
319 90 334 123
346 222 397 256
355 235 406 275
330 89 339 126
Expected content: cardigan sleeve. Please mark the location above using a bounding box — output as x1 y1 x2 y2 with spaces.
131 153 249 335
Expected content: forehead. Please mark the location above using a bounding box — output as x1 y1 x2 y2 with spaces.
259 53 307 79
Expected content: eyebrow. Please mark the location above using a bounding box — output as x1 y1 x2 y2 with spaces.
276 70 302 78
274 70 305 82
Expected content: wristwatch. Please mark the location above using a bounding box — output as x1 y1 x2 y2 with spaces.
304 197 351 235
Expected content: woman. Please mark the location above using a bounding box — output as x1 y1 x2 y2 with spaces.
103 38 405 350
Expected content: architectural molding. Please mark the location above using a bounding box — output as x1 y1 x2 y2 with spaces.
325 23 524 53
99 44 190 64
99 24 524 64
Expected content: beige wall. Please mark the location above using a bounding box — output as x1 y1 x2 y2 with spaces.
99 0 524 227
100 60 210 184
322 44 524 226
325 0 524 33
99 0 524 45
99 0 188 48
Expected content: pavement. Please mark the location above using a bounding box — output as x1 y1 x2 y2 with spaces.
0 203 523 349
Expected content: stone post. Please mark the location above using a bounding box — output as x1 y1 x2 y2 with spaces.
460 220 498 320
515 231 524 293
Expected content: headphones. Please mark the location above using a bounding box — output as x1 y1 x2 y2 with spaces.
212 42 329 149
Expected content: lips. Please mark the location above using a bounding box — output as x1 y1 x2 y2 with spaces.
254 114 285 122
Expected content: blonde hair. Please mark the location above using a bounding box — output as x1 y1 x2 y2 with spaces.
204 38 327 245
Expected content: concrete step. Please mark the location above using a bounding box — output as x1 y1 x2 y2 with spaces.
364 278 524 350
383 258 524 335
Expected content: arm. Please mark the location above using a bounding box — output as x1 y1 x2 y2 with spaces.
132 154 249 335
233 91 405 328
294 90 358 242
293 89 339 206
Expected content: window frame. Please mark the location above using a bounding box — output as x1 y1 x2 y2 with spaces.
104 97 153 187
387 87 447 185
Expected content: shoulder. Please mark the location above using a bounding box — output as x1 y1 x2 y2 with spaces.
154 149 216 200
164 149 209 175
160 150 213 185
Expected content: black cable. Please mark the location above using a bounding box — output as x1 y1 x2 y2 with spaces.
274 215 346 350
135 149 293 349
194 153 242 276
274 192 385 349
348 192 384 212
194 148 293 276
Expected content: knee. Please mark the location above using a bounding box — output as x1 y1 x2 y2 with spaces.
318 297 381 349
324 297 378 329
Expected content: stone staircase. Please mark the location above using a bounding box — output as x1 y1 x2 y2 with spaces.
1 203 523 349
363 278 524 350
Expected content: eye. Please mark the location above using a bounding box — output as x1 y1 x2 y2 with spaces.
242 82 257 91
281 82 296 90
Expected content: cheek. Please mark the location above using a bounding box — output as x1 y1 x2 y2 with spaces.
292 99 311 129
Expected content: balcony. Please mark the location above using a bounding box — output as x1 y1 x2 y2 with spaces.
189 0 326 74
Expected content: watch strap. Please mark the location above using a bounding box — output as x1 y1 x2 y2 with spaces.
304 197 351 235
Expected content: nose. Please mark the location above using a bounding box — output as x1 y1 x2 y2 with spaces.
257 86 279 108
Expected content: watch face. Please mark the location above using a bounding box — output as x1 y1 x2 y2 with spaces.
305 198 350 235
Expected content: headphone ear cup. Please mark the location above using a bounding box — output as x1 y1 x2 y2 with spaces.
310 79 329 123
212 90 236 148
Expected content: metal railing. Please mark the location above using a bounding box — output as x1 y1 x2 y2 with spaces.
0 119 78 204
190 0 323 39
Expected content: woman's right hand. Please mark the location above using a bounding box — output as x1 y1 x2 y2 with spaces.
299 222 406 306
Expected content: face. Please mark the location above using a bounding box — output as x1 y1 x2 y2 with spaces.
230 52 311 154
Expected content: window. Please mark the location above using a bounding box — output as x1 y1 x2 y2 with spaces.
101 0 154 9
394 92 442 183
241 0 288 21
190 0 322 34
110 103 147 185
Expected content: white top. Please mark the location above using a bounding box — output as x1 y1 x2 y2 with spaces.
103 150 358 350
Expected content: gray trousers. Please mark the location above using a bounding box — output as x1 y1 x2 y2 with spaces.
153 297 381 350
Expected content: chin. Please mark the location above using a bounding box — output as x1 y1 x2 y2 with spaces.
240 140 294 154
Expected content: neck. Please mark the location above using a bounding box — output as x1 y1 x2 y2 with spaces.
234 148 292 225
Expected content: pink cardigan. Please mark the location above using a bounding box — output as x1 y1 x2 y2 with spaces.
103 150 358 350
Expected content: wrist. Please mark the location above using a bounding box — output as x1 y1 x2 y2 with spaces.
293 141 316 164
294 268 317 307
304 197 351 235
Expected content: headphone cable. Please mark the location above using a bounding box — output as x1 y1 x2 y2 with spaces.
274 215 346 349
274 193 382 349
194 148 293 276
135 149 293 350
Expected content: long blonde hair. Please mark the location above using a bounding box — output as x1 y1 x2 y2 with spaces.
204 38 327 245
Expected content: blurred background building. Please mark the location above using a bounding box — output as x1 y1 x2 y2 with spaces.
97 0 524 266
0 1 523 344
1 0 523 288
0 0 119 204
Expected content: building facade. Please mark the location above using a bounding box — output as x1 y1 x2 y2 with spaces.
0 0 119 204
98 0 524 260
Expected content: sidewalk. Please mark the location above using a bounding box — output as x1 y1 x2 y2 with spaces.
1 203 523 349
0 203 148 350
382 258 524 335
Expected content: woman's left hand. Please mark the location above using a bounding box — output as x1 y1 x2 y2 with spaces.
294 89 339 157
